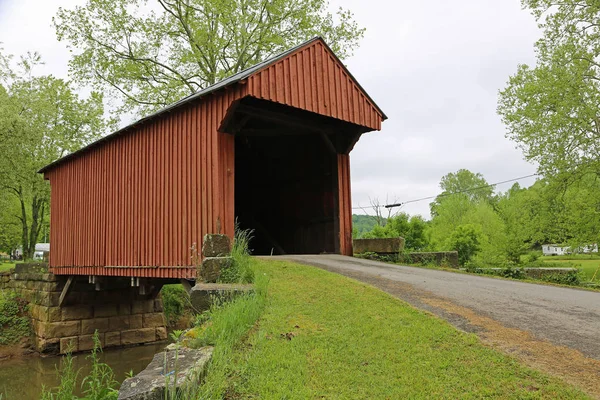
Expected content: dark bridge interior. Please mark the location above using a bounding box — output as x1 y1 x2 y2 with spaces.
221 97 367 255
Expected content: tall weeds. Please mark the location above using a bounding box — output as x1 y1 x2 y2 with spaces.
40 331 118 400
192 268 269 398
219 223 254 284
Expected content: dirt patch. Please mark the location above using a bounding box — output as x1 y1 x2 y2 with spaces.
0 337 35 361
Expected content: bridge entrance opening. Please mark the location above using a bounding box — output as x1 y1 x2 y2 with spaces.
228 98 342 255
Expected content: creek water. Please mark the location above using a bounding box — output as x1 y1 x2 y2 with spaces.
0 342 167 400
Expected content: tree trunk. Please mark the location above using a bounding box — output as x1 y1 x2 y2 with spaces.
27 196 43 260
18 191 30 259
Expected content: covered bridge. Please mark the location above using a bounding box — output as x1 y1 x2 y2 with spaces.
40 37 387 279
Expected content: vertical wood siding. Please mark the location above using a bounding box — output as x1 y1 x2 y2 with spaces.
246 41 382 131
337 154 353 256
47 87 246 277
45 39 383 275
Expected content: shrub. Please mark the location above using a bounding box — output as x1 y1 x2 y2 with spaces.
0 289 30 345
537 270 582 286
524 251 541 264
447 224 481 266
219 225 255 284
161 284 191 327
500 266 525 279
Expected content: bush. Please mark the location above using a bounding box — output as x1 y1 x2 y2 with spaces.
0 289 30 345
540 271 581 286
219 225 254 284
524 251 541 264
447 224 481 266
161 284 191 327
500 266 525 279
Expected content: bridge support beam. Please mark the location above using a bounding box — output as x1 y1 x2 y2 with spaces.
8 263 168 355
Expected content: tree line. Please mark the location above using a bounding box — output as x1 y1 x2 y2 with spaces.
356 169 600 267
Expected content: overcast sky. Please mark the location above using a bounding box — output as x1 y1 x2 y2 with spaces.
0 0 541 218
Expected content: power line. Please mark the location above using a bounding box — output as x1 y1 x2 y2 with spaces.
351 173 538 211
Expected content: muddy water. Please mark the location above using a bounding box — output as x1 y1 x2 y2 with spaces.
0 343 167 400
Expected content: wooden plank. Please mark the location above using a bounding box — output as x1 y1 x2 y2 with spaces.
58 276 74 307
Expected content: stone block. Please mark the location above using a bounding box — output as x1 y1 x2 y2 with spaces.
34 320 47 338
143 313 166 328
200 257 232 283
37 337 60 354
15 262 48 275
353 237 405 255
82 318 110 334
105 331 121 348
62 305 94 321
118 347 213 400
121 328 157 346
95 304 119 318
202 234 231 257
154 299 164 312
60 336 79 354
132 300 154 315
118 303 132 315
47 290 76 307
45 321 81 338
130 314 143 329
29 304 43 321
79 334 104 352
48 307 62 322
156 327 168 341
79 291 96 303
109 315 131 331
190 283 254 312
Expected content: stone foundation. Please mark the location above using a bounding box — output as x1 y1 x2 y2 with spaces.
4 263 167 354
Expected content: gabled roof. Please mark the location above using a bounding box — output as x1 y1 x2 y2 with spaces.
40 37 386 174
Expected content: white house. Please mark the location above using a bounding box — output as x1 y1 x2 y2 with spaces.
13 243 50 260
542 243 598 256
542 244 568 256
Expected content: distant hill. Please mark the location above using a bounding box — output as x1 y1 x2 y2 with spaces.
352 214 383 237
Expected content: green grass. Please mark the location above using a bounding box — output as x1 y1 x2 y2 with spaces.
541 256 600 281
0 263 15 273
197 259 586 399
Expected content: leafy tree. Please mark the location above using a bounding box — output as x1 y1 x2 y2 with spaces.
54 0 365 116
0 195 21 255
352 214 382 238
0 52 108 259
499 1 600 179
428 194 473 247
430 169 494 216
447 224 481 266
362 213 429 251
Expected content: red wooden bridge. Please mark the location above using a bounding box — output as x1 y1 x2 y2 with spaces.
39 37 387 280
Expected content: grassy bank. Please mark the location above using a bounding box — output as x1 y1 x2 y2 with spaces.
0 263 14 273
197 259 585 399
540 256 600 281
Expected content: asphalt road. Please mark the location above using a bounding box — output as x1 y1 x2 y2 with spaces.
277 254 600 361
